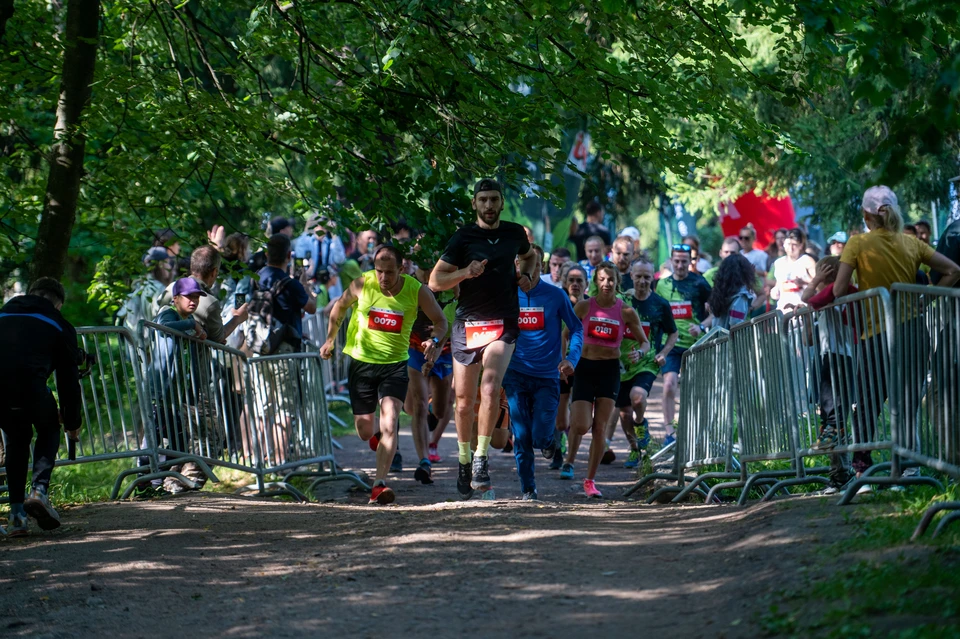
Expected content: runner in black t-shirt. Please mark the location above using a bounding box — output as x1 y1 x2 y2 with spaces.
430 179 537 499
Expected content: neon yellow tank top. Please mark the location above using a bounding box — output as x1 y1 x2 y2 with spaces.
344 271 421 364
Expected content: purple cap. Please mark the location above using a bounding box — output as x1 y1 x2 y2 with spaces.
172 278 207 298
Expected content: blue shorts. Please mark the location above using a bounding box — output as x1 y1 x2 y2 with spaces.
662 347 687 375
407 348 453 379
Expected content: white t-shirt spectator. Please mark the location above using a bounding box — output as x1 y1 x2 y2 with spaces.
742 248 769 273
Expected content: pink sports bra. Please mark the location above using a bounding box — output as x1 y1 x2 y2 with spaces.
582 296 625 348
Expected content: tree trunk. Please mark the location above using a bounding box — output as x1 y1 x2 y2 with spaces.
30 0 99 282
0 0 14 42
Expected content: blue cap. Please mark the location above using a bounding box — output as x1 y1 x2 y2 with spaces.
827 231 848 245
172 278 207 297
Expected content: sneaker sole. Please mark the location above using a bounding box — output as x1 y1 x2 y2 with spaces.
23 499 60 531
471 480 492 491
369 487 395 505
414 467 433 485
458 487 475 500
601 451 615 465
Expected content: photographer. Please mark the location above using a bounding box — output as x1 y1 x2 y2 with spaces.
0 278 81 537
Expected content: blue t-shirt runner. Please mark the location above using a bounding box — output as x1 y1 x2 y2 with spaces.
502 276 583 499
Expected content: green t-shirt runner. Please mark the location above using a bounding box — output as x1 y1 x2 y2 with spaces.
619 291 678 380
654 272 711 350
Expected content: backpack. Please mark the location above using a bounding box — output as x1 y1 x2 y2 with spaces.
244 276 301 355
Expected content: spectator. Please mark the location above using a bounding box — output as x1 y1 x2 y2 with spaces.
831 186 960 486
523 225 536 245
765 227 788 271
220 233 254 350
704 238 741 286
580 235 606 283
609 236 635 292
903 224 918 237
570 201 611 261
707 254 756 330
391 219 414 243
349 229 380 271
806 240 822 261
618 226 641 254
157 246 249 345
826 231 847 257
153 228 181 258
251 234 318 352
117 247 175 334
770 228 816 312
298 213 347 279
250 215 294 272
682 235 712 273
738 224 768 274
931 215 960 287
544 247 571 287
915 220 932 245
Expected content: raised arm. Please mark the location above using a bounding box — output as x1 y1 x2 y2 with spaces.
319 276 362 359
417 286 449 362
428 258 486 291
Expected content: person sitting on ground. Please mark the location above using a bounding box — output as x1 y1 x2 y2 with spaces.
708 254 757 330
0 278 82 537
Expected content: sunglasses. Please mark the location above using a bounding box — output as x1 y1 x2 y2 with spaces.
671 244 692 253
739 235 751 240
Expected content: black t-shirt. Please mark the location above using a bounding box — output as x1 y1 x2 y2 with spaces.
629 292 677 352
440 221 531 321
932 219 960 287
572 222 611 261
620 271 634 294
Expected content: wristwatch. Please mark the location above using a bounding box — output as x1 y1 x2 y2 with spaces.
431 337 440 346
699 324 706 333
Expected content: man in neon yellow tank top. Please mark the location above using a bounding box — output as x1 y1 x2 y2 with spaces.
321 245 448 505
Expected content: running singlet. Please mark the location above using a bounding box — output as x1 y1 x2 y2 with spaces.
409 288 457 354
582 296 624 348
344 271 421 365
620 292 677 380
439 222 531 322
772 255 816 311
654 273 710 350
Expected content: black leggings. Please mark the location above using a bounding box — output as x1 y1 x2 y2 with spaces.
0 392 62 505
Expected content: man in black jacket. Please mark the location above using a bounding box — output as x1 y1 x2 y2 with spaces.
0 278 82 537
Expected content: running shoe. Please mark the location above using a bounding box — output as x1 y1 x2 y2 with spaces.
521 490 539 501
549 447 563 470
4 511 29 538
24 486 60 531
427 409 439 432
663 433 676 447
414 459 434 485
812 426 838 451
635 418 650 450
369 483 395 505
390 452 402 473
560 431 568 454
368 432 381 452
559 462 574 480
822 486 841 496
541 438 557 460
623 449 640 469
502 438 513 454
601 446 616 465
583 479 603 499
428 443 442 464
457 462 474 500
471 455 491 491
856 483 873 496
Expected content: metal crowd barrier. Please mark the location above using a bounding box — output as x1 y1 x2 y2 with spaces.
303 311 352 437
891 284 960 539
624 328 736 503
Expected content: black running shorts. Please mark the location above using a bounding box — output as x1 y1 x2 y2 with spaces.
571 358 620 403
347 357 409 415
449 318 520 366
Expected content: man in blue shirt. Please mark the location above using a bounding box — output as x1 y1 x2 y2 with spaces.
502 245 583 500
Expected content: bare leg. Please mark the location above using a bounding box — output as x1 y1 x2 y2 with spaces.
407 366 430 461
619 408 637 448
476 341 516 438
452 361 482 445
429 388 454 446
375 397 402 483
586 398 616 480
604 409 619 442
556 392 570 437
662 372 679 436
567 400 593 465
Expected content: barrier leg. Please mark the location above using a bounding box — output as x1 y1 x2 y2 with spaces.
838 476 945 506
759 476 831 502
932 510 960 539
671 472 740 503
910 501 960 540
623 472 678 498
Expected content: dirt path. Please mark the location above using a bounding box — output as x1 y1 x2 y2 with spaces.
1 382 861 638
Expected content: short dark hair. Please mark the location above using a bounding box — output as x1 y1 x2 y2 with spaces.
268 216 292 235
551 247 571 260
914 221 931 232
266 234 292 266
28 277 66 305
190 245 222 279
153 228 177 247
585 201 603 218
786 227 807 247
903 224 917 234
530 243 544 261
374 244 405 266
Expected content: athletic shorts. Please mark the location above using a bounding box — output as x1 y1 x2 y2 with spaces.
559 374 574 395
616 371 657 408
571 358 620 403
347 357 409 415
407 348 453 379
663 347 687 375
450 318 520 366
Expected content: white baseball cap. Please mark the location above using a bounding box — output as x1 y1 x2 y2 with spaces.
618 226 640 242
862 186 898 216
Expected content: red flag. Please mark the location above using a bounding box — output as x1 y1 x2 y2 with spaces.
719 192 796 249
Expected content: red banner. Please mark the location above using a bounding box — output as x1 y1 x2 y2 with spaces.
719 192 796 249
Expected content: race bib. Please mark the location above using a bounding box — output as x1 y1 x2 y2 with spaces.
465 319 504 349
780 280 801 294
587 316 619 341
368 307 403 334
670 301 693 320
518 307 545 331
624 321 652 341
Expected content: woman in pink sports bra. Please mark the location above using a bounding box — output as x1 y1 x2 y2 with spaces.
564 262 648 499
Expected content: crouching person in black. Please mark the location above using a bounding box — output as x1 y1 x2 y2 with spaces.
0 278 81 537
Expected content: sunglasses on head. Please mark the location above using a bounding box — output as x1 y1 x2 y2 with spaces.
671 244 692 253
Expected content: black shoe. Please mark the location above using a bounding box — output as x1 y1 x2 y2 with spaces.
549 447 563 470
521 490 539 501
502 438 513 453
390 452 402 473
457 462 474 500
471 455 491 491
427 410 439 432
414 460 433 485
541 439 557 460
601 448 616 465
